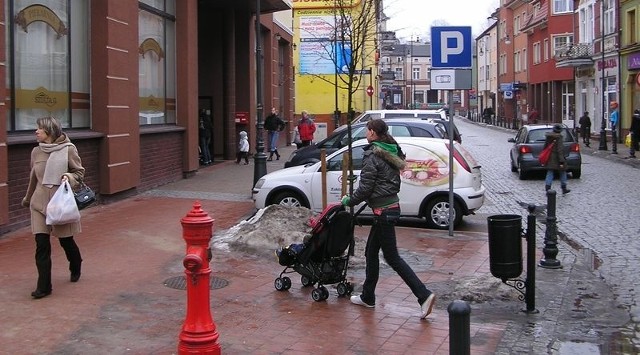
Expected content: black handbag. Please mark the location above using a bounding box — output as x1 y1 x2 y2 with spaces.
74 181 96 210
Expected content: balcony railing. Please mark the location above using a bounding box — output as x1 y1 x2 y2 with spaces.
555 43 594 68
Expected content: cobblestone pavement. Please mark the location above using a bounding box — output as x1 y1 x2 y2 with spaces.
457 118 640 353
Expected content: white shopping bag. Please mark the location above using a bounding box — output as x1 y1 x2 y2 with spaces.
46 181 81 225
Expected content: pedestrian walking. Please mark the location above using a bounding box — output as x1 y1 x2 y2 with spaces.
610 101 619 154
341 119 435 319
265 107 286 161
21 116 85 299
627 109 640 158
579 111 591 147
236 130 250 165
543 123 570 194
198 109 212 165
528 107 539 124
297 111 316 147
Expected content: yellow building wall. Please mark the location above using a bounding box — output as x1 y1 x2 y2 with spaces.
293 0 378 121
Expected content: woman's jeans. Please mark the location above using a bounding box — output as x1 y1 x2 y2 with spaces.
360 207 430 305
545 169 567 187
268 131 279 152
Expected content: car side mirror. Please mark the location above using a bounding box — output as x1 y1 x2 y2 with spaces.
508 138 516 143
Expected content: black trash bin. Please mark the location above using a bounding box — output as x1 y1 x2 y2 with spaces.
487 214 522 281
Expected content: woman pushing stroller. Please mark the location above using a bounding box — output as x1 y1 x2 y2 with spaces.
341 119 435 319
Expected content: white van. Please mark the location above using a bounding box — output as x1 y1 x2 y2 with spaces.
352 109 448 123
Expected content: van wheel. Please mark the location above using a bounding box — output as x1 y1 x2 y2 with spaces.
271 191 307 208
424 197 462 230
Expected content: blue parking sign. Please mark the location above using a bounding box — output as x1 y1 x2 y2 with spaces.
431 27 472 68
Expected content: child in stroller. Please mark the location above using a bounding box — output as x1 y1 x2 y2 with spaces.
274 203 356 302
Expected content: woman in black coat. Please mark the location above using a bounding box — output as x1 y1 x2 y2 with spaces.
341 119 435 319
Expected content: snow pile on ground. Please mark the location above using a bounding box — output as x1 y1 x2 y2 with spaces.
212 205 315 256
212 204 368 266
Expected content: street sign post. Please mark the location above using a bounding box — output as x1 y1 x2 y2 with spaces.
430 26 473 236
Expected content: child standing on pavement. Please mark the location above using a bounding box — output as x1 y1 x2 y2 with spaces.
236 131 250 165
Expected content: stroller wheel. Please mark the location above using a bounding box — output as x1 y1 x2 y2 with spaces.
301 275 314 287
320 286 329 300
311 288 324 302
337 282 349 297
282 277 292 290
274 277 288 291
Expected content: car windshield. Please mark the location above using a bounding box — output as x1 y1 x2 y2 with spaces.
527 128 572 143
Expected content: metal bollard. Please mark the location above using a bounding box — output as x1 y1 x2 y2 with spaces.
524 205 539 313
178 202 221 355
448 300 471 355
539 190 562 269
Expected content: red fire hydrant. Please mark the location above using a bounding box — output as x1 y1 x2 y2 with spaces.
178 202 221 354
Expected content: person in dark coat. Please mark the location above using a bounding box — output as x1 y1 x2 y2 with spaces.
578 111 591 147
340 119 435 319
543 124 570 194
628 109 640 158
264 107 285 161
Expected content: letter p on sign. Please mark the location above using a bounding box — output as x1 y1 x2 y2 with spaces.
440 31 464 64
431 26 472 69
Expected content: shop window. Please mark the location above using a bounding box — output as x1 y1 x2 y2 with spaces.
7 1 89 131
138 1 176 125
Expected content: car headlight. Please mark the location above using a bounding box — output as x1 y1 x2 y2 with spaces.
254 178 265 189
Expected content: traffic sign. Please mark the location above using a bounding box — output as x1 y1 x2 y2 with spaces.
431 26 472 68
366 85 374 97
504 90 514 99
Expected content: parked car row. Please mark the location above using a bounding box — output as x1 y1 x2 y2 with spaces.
284 118 451 168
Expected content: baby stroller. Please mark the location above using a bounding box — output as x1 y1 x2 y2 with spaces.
274 203 359 302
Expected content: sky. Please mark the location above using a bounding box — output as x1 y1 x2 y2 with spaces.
384 0 500 42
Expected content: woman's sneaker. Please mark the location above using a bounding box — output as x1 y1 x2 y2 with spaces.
350 295 375 308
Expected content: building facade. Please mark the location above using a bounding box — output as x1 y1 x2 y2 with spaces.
477 22 499 122
292 0 380 129
1 0 293 235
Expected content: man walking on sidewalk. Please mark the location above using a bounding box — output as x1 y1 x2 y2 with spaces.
610 101 619 154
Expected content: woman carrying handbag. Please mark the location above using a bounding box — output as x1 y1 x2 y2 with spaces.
22 116 85 299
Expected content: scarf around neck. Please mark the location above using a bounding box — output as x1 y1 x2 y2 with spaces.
40 136 73 188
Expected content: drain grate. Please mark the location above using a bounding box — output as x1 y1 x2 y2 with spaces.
163 276 229 290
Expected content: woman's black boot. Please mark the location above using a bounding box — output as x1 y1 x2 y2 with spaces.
59 236 82 282
34 234 52 297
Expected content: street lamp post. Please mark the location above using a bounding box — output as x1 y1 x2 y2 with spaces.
598 0 608 151
410 37 413 109
253 0 267 186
